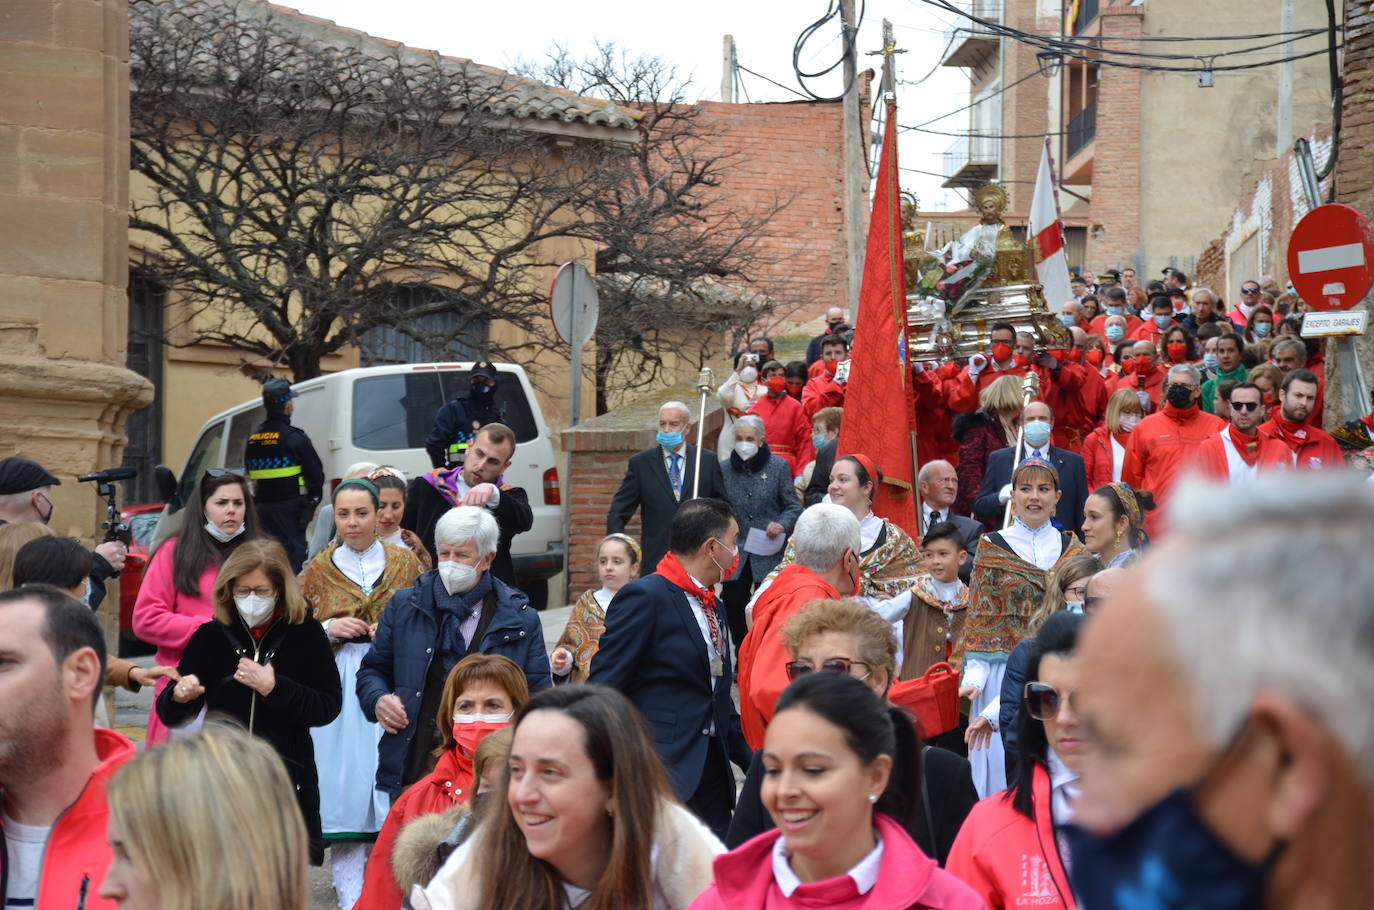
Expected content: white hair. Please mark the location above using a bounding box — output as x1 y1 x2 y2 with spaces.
792 503 861 573
658 401 692 424
733 414 765 438
1147 474 1374 784
917 460 954 484
1192 287 1217 304
344 461 379 479
1166 362 1201 386
434 506 499 558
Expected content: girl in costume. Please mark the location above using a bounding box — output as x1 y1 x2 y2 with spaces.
549 533 641 683
370 466 433 573
299 477 423 910
956 458 1088 799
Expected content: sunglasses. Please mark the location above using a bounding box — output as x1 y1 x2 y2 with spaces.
1241 287 1260 294
784 657 872 682
1229 400 1261 412
1024 682 1077 721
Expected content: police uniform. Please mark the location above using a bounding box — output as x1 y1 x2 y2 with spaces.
245 380 324 571
423 362 504 468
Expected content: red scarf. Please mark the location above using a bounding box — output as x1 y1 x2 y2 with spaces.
1268 413 1310 451
1227 425 1260 466
655 551 724 658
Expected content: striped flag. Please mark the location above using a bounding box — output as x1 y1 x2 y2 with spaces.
1030 141 1073 312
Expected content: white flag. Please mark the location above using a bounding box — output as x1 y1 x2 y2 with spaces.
1030 143 1073 313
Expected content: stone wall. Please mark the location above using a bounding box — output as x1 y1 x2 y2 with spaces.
0 0 152 533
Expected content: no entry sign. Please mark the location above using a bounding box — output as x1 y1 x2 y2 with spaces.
1286 203 1374 311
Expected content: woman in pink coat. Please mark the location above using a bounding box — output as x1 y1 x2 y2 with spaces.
690 673 986 910
132 471 260 743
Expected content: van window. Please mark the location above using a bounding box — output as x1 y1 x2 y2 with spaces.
177 420 225 508
225 405 266 473
352 371 537 451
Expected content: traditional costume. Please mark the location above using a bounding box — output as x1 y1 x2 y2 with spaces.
900 573 968 681
550 587 613 684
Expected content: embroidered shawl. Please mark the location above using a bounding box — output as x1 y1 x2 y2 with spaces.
957 532 1088 664
300 539 423 625
551 589 607 685
900 574 970 681
772 516 925 601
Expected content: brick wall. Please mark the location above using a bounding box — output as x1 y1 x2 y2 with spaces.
1086 3 1145 270
688 99 851 334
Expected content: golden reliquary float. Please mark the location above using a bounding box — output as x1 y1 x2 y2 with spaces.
903 184 1069 362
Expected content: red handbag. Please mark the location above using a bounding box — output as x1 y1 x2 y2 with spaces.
889 662 960 739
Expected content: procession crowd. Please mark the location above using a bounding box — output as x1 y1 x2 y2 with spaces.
2 266 1374 910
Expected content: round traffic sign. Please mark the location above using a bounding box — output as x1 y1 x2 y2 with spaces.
1286 203 1374 311
548 261 599 346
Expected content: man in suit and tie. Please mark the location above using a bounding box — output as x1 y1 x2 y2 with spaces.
588 498 752 839
917 459 982 582
607 400 728 574
972 401 1089 533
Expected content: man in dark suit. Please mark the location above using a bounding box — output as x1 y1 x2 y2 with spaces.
589 498 752 839
607 401 727 574
917 459 982 582
972 401 1089 533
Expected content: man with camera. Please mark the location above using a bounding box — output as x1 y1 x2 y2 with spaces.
0 457 126 607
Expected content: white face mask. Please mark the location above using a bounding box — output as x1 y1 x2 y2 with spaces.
1119 414 1142 432
734 440 760 461
233 593 275 628
739 366 759 383
205 520 245 544
438 560 480 595
451 712 513 726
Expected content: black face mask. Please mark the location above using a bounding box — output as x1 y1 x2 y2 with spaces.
1165 384 1196 409
469 382 495 405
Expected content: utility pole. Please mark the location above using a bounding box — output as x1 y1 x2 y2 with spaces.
721 35 736 103
841 0 864 321
867 20 906 169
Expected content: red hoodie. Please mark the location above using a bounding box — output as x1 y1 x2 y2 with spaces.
1122 404 1225 540
1256 416 1343 471
0 728 136 910
688 812 987 910
945 763 1076 910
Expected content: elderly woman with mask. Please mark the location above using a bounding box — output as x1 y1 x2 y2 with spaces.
718 414 803 650
358 505 551 810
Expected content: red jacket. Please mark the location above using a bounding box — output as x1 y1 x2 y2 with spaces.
945 763 1076 910
1110 364 1167 411
802 374 846 418
0 728 136 910
1047 363 1105 452
738 565 839 749
355 747 474 910
1122 406 1226 539
1080 424 1130 490
1256 418 1344 471
913 370 961 467
749 393 815 476
688 812 987 910
1196 427 1287 482
1128 318 1171 344
946 362 1050 414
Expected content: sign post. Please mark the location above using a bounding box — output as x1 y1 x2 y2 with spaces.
1287 204 1374 421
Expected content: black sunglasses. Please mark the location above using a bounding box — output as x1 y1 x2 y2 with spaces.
784 657 872 682
1024 682 1077 721
1241 287 1261 294
1230 400 1261 412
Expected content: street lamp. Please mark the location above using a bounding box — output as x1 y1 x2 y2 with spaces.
1036 49 1063 78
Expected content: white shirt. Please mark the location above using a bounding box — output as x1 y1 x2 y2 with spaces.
685 573 724 733
331 538 386 590
592 587 615 610
1109 435 1126 482
772 831 884 897
928 577 963 602
1047 747 1081 826
1 809 48 907
921 502 955 533
381 529 406 548
999 518 1064 570
452 470 501 509
857 510 884 553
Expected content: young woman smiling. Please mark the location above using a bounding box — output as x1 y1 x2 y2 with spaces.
691 673 984 909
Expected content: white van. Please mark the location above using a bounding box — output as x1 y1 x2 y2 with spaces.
163 362 564 607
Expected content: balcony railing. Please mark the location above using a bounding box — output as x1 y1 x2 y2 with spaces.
942 135 999 188
1066 102 1097 159
941 0 1003 67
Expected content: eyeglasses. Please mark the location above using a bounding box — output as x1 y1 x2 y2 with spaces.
1229 400 1261 412
784 657 873 682
1064 583 1090 600
1241 287 1260 294
232 586 277 598
1024 682 1077 721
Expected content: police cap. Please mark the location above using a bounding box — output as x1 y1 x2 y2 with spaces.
263 378 299 407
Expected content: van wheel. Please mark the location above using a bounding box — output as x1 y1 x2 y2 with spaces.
519 577 548 611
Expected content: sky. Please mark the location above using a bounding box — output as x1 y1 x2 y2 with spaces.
279 0 975 211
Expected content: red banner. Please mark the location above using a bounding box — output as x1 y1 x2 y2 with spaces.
836 100 918 538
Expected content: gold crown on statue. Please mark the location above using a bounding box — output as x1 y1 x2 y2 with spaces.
973 183 1008 210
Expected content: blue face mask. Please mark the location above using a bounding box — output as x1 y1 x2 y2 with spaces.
656 431 684 449
1058 313 1078 327
1065 600 1084 614
1106 325 1126 343
1154 313 1172 329
1254 322 1272 337
1106 305 1125 317
812 431 827 451
1023 419 1052 449
1064 728 1282 910
1202 352 1220 371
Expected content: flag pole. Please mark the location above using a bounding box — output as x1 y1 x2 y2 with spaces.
1044 135 1066 227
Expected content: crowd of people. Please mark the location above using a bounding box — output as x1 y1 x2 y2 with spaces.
2 265 1374 910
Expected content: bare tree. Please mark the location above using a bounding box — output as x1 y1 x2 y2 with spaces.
129 0 628 382
520 44 790 414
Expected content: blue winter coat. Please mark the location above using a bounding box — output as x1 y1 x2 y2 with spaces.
357 570 551 794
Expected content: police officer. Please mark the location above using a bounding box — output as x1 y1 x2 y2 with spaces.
424 361 504 469
244 378 323 572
